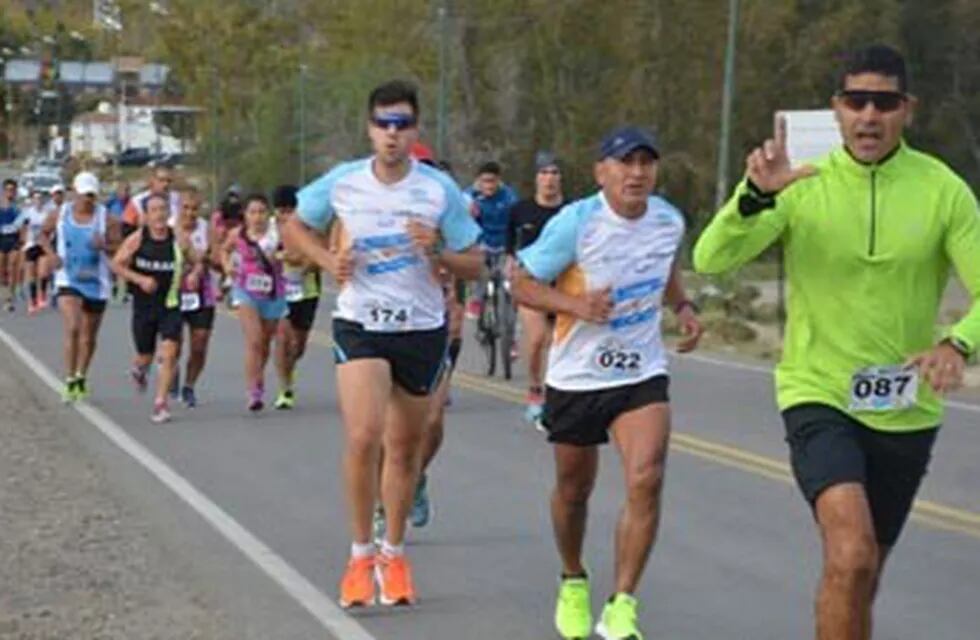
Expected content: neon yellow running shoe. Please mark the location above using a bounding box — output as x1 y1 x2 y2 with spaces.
62 377 78 403
554 575 592 639
596 593 643 640
274 389 295 410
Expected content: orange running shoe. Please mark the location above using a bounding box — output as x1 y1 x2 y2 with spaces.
376 553 416 606
338 555 376 608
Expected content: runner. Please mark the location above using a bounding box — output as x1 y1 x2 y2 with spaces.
104 180 131 219
409 264 465 529
281 79 482 608
693 44 980 640
271 185 322 410
112 192 197 423
513 126 703 640
464 160 518 319
219 193 286 412
506 151 566 426
121 166 180 236
22 189 53 313
211 184 244 305
174 186 215 408
40 172 118 402
105 180 131 300
0 179 26 312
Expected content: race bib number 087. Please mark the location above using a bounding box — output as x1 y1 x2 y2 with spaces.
849 365 918 412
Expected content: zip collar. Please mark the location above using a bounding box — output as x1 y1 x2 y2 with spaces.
833 139 907 178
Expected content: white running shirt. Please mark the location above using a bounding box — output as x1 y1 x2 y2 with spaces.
298 158 480 332
518 192 686 391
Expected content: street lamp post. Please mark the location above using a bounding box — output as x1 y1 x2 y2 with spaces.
436 0 449 160
0 53 11 160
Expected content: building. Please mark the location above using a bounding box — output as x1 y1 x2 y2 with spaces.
3 57 169 96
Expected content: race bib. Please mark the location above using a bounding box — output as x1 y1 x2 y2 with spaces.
180 292 201 312
591 340 645 378
285 281 304 303
849 365 919 412
75 269 99 283
362 301 412 331
244 273 274 295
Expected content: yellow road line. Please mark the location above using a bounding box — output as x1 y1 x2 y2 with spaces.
221 309 980 540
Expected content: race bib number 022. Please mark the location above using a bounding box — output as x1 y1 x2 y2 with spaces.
591 340 644 379
849 365 918 412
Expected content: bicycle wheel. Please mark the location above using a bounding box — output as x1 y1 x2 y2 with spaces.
500 290 516 380
481 288 498 377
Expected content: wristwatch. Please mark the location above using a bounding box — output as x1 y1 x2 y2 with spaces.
944 336 972 360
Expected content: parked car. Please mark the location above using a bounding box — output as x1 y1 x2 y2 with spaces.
149 152 193 168
111 148 155 167
18 172 62 198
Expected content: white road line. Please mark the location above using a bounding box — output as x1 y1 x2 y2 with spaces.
675 352 980 415
0 326 376 640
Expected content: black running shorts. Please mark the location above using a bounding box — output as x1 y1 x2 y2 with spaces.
182 306 215 331
132 303 182 355
332 318 447 396
57 287 107 314
287 297 319 332
24 245 44 262
782 403 937 546
542 374 670 447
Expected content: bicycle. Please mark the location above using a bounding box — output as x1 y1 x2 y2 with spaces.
474 248 517 379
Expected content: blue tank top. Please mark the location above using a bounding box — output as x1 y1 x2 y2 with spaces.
54 204 111 301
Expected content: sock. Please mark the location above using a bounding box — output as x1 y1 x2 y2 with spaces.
351 541 376 558
381 540 404 557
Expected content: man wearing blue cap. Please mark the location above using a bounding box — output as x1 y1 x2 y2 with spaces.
513 126 703 640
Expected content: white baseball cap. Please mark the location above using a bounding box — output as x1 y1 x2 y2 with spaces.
49 184 65 194
72 172 100 196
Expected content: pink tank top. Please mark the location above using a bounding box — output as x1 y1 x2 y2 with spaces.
235 224 283 299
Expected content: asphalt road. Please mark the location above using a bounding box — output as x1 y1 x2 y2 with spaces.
1 298 978 640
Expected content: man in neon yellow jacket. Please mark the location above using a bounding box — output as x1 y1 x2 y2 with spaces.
694 45 980 640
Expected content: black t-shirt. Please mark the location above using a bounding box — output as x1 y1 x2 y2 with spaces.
506 198 564 255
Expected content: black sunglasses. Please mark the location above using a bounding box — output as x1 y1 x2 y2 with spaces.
837 90 906 113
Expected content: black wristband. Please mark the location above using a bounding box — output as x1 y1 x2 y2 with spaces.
738 180 777 218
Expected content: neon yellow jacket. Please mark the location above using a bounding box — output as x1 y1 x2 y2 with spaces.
693 142 980 431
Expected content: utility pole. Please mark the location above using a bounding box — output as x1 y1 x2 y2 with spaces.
436 0 449 160
714 0 739 209
298 63 307 184
209 64 218 208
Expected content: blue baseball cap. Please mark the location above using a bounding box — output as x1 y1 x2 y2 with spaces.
599 126 660 160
